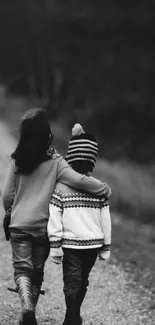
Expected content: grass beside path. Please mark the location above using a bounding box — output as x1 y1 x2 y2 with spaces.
112 213 155 295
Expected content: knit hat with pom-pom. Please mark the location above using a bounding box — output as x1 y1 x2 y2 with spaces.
66 123 98 166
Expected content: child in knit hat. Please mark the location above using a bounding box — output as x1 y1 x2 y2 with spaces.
48 123 111 325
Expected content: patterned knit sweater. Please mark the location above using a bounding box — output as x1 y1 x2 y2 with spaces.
48 182 111 250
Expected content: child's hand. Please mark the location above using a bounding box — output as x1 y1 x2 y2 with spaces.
99 250 111 261
50 247 63 264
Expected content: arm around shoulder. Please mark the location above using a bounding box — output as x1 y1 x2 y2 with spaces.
57 157 112 197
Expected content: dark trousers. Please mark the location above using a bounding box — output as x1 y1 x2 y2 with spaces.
10 231 50 285
62 248 99 325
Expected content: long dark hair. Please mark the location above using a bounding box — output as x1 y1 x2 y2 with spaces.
11 108 53 174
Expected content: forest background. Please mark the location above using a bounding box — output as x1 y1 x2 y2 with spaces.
0 0 155 222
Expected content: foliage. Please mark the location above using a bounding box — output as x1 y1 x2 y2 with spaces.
0 1 154 162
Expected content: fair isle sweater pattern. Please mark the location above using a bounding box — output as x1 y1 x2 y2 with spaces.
49 190 110 249
51 190 109 209
50 237 111 250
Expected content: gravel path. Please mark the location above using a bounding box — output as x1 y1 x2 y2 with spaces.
0 243 154 325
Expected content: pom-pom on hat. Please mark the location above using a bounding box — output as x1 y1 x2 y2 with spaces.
66 123 98 166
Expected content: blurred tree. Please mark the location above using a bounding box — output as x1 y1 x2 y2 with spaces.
0 0 154 162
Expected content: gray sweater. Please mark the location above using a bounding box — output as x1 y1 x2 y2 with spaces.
2 152 111 237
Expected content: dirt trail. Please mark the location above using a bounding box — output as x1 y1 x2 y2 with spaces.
0 244 154 325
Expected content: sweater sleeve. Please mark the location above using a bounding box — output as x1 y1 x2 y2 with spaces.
100 205 111 251
57 157 111 198
1 160 16 212
47 190 63 248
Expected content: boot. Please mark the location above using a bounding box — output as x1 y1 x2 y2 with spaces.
18 311 37 325
63 289 86 325
78 288 87 308
62 316 82 325
32 285 41 308
16 276 38 325
18 285 40 325
63 294 82 325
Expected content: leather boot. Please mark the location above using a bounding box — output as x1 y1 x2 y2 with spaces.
32 285 41 308
18 285 40 325
63 294 82 325
16 276 37 325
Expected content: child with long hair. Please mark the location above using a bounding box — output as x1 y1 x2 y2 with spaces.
48 124 112 325
2 110 111 325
